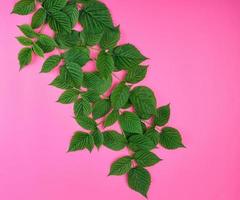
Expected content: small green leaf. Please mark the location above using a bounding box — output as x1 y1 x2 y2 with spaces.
31 8 47 29
100 26 120 50
57 89 79 104
92 99 111 119
18 47 32 69
18 24 38 38
128 135 155 151
125 65 147 84
96 51 114 79
36 34 57 53
128 167 151 197
92 129 104 149
75 116 97 131
41 55 62 73
154 104 170 126
104 110 119 127
12 0 35 15
110 82 130 109
79 1 114 33
134 150 161 167
109 156 132 176
119 112 142 134
68 131 94 152
16 36 33 46
113 44 147 70
63 47 90 67
159 127 184 149
130 86 157 119
103 131 127 151
32 43 44 57
74 98 92 118
42 0 67 10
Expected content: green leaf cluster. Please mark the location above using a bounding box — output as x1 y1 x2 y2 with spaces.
13 0 184 197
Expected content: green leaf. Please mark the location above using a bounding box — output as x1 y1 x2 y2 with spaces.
57 89 79 104
128 135 155 151
18 24 38 38
36 34 57 53
41 55 62 73
63 47 90 67
125 65 147 84
75 116 97 131
12 0 35 15
134 150 161 167
154 104 170 126
130 86 157 119
48 10 72 33
104 110 119 127
144 128 159 146
31 8 47 29
82 31 103 46
103 131 127 151
62 3 79 28
113 44 147 70
16 36 33 46
68 131 94 152
42 0 67 10
128 167 151 197
32 43 44 57
50 67 74 89
79 1 114 33
109 156 132 176
96 51 114 79
92 99 111 119
119 112 142 134
64 62 84 88
18 47 32 69
82 72 112 94
81 90 100 103
74 98 92 118
92 129 104 149
110 82 130 109
100 26 120 49
159 127 184 149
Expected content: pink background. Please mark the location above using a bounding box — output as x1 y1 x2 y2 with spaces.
0 0 240 199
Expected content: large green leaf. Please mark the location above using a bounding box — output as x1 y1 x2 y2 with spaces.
42 0 67 10
92 99 111 119
81 31 103 46
62 3 79 28
31 8 47 29
57 89 79 104
110 82 130 109
109 156 132 176
128 167 151 197
68 131 94 152
36 34 57 53
63 47 90 67
50 67 74 89
125 65 147 84
99 26 120 50
103 131 127 151
96 51 114 79
12 0 35 15
154 104 170 126
159 127 184 149
134 150 161 167
130 86 157 119
92 129 104 149
81 90 100 103
144 128 159 146
113 44 147 70
79 1 114 33
119 112 142 134
64 62 83 88
74 98 92 118
41 55 62 73
75 116 97 131
128 134 155 151
104 110 119 127
18 47 32 69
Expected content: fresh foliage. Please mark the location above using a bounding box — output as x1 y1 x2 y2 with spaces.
13 0 184 197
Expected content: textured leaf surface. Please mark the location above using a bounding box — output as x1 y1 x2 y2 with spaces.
128 167 151 197
41 55 61 73
144 128 159 146
104 110 119 127
36 34 57 53
119 112 142 134
154 104 170 126
128 134 155 151
92 99 111 119
125 65 147 84
103 131 127 151
74 98 92 118
110 82 130 109
100 26 120 49
43 0 67 10
96 51 114 79
68 131 94 152
18 24 38 38
64 62 83 88
12 0 35 15
62 3 79 27
134 150 161 167
113 44 147 70
130 86 157 119
92 129 104 149
31 8 47 29
32 43 44 57
159 127 184 149
18 47 32 69
75 116 97 131
109 156 132 176
57 89 79 104
16 36 33 46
